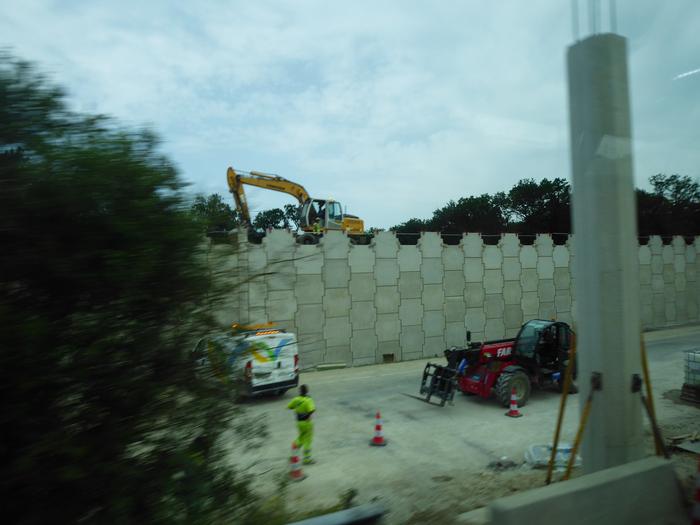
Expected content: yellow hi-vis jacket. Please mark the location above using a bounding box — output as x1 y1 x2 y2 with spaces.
288 395 315 421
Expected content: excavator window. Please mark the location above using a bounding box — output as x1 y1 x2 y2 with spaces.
329 202 343 221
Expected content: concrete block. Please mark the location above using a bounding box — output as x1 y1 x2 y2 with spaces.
443 246 465 271
375 286 400 314
650 254 663 274
674 254 685 274
295 275 324 305
466 308 486 332
638 265 651 286
399 298 423 326
664 283 676 303
485 318 505 340
686 245 697 263
445 296 466 323
445 321 468 346
423 336 446 357
374 258 399 286
651 274 664 293
247 246 267 272
639 286 652 305
484 269 504 294
421 258 444 285
485 294 505 319
557 311 574 327
296 304 324 334
521 292 539 316
641 303 652 327
552 245 570 267
321 230 350 259
648 235 662 254
348 245 375 273
538 279 556 302
465 282 485 308
324 316 351 347
372 231 400 259
675 274 686 292
462 233 483 257
555 292 572 313
500 233 520 257
400 325 425 356
398 245 422 271
676 295 687 322
504 304 523 330
325 344 351 366
399 271 422 299
688 264 697 282
672 235 685 254
538 302 555 320
444 270 465 297
464 258 484 283
375 313 400 342
663 264 674 284
520 245 537 269
652 295 665 325
638 245 651 265
323 259 350 288
554 267 571 290
665 302 676 323
488 457 687 525
520 268 538 292
351 301 376 330
686 290 698 319
378 340 401 362
423 283 445 311
423 310 445 337
662 244 674 264
349 273 375 302
249 280 267 308
294 245 323 274
247 307 268 324
419 232 443 258
350 329 378 358
502 258 521 281
267 266 295 291
535 234 554 256
298 338 325 369
263 228 295 253
503 281 522 305
536 257 554 279
323 288 351 318
483 245 503 270
267 290 297 321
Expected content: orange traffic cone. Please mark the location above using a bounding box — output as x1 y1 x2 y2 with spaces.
505 387 523 418
289 441 306 481
693 456 700 525
369 411 387 446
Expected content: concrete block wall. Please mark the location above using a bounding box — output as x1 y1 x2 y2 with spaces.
228 231 700 368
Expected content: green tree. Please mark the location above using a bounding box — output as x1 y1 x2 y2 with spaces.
283 203 301 229
191 193 239 234
253 207 287 230
506 177 570 233
638 174 700 236
0 53 263 524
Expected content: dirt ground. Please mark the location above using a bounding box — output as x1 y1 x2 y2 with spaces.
228 325 700 524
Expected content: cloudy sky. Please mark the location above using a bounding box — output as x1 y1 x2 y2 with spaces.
2 0 698 228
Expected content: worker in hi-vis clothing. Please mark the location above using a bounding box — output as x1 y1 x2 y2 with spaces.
288 384 315 464
312 218 322 233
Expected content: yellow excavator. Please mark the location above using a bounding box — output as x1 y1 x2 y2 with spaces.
226 166 366 244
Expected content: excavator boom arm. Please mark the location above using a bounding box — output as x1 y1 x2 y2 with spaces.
226 166 310 226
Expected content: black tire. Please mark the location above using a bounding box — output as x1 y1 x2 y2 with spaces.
495 370 531 408
297 233 318 245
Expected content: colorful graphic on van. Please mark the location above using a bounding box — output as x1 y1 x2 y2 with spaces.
229 338 292 366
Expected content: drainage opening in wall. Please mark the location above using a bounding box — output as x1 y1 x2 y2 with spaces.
382 354 395 364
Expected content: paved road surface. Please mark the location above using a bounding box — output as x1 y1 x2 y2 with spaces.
231 325 700 522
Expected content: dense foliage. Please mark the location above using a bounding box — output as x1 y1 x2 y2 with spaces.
0 54 263 524
390 175 699 237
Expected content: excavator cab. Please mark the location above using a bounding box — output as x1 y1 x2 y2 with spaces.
300 199 344 231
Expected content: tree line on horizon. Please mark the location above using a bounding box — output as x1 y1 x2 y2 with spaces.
193 174 700 239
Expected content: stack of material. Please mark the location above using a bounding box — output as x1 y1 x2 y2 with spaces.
681 350 700 404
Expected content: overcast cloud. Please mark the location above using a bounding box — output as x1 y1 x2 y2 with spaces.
2 0 698 228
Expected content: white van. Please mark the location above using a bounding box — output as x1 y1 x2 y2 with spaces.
193 327 299 397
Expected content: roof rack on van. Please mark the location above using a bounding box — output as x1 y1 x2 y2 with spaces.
231 322 284 336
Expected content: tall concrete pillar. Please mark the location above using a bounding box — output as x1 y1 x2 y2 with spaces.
567 33 644 473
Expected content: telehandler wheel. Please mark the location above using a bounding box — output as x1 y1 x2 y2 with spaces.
297 233 319 245
495 370 531 408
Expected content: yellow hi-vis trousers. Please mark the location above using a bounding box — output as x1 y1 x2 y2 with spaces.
295 420 313 462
